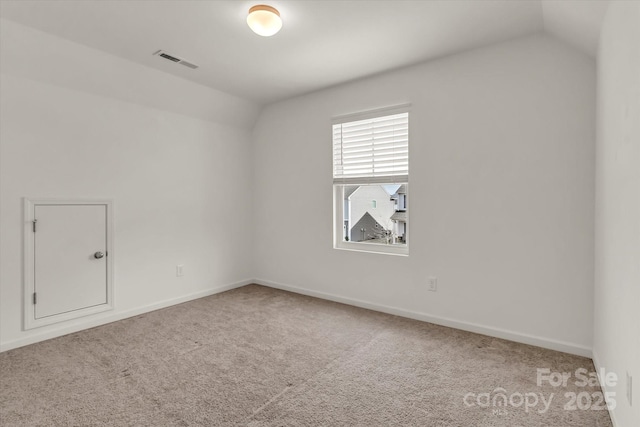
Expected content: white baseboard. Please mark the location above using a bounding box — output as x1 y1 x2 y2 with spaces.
592 349 619 427
3 277 593 360
0 279 252 353
253 278 593 358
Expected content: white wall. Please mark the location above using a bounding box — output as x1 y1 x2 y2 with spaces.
593 2 640 426
0 18 603 362
252 34 596 356
0 20 258 351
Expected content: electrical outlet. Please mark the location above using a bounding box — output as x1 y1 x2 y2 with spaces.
627 372 633 406
176 264 184 277
428 276 437 292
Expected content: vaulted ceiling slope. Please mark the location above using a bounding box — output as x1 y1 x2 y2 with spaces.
0 0 608 105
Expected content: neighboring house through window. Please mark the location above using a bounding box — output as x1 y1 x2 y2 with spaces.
333 105 409 255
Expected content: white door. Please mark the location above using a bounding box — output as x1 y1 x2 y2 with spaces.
25 199 114 329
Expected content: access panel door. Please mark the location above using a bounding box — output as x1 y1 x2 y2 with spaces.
25 200 113 329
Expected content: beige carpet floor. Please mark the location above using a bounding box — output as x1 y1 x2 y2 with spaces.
1 284 612 426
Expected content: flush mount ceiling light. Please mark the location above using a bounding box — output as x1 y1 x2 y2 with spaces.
247 4 282 37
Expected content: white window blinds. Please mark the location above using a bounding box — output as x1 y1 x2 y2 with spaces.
333 110 409 184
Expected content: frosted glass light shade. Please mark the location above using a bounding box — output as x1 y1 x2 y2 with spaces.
247 5 282 37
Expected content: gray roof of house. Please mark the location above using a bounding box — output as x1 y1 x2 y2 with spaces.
391 211 407 222
394 185 407 195
343 185 359 199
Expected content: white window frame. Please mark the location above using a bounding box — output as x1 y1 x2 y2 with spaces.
332 104 410 256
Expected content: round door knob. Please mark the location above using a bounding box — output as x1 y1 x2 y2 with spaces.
94 251 105 259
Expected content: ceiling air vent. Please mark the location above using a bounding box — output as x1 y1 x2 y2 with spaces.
152 50 199 69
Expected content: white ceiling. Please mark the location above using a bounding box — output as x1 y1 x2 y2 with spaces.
0 0 609 105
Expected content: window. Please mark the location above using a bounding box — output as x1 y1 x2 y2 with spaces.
333 105 409 255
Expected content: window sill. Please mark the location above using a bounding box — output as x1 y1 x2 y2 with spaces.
334 241 409 256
